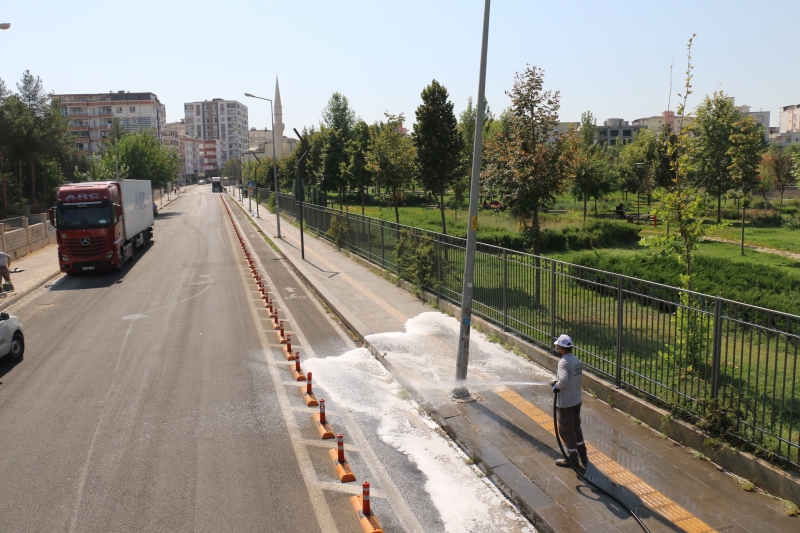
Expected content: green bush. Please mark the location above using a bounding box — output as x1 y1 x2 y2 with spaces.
568 252 800 315
475 220 641 254
326 214 350 249
783 213 800 230
395 230 437 292
266 193 276 213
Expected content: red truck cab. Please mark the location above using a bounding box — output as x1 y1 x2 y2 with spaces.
50 180 153 273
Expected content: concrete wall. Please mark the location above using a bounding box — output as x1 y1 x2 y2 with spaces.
0 214 58 260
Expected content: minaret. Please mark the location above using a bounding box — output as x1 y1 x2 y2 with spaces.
273 77 285 156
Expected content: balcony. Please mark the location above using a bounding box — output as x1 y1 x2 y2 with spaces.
99 125 110 130
68 113 89 119
98 113 113 118
70 125 89 131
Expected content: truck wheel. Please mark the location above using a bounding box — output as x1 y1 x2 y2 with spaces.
9 332 24 361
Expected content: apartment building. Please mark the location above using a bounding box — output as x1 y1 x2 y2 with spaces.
199 138 223 175
53 91 166 156
595 118 647 146
183 98 248 166
779 104 800 133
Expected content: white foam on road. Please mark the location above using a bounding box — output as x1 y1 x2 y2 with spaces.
306 311 544 533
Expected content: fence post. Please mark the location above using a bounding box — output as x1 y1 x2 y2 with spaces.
711 297 723 399
550 261 557 342
22 217 30 247
380 222 385 269
436 233 442 298
502 249 508 331
0 223 5 253
616 274 624 388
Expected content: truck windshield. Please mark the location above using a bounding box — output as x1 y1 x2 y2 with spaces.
56 206 114 228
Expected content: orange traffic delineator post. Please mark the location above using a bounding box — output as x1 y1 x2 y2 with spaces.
328 433 356 483
350 482 382 533
272 309 281 329
313 398 334 439
283 337 294 358
293 355 306 381
301 372 319 407
279 322 287 343
266 297 275 317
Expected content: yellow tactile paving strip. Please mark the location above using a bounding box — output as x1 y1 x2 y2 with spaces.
497 387 717 533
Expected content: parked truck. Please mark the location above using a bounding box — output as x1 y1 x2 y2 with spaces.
49 180 154 273
211 176 222 193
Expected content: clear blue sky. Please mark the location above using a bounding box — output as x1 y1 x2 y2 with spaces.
1 1 796 134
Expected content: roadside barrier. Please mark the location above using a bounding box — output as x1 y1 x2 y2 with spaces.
222 196 382 531
313 398 335 439
302 372 319 406
293 355 306 381
328 433 356 482
350 481 383 533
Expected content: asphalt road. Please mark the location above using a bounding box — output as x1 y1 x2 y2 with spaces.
0 188 337 532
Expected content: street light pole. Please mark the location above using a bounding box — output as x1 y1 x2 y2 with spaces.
634 162 644 224
454 0 492 397
294 128 309 260
244 93 281 238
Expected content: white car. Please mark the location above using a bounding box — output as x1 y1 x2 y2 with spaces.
0 312 24 361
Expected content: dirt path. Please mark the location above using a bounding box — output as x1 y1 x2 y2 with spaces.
703 236 800 261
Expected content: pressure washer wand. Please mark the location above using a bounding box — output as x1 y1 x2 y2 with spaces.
552 389 650 533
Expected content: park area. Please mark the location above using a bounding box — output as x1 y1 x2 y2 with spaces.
276 189 800 467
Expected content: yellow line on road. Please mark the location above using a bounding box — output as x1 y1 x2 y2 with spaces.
496 388 717 533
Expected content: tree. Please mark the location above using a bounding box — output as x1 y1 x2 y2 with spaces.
111 130 180 190
221 158 243 184
343 120 373 215
727 115 766 254
367 114 416 224
413 80 464 234
320 93 357 208
455 97 493 208
644 34 718 288
761 143 799 212
571 111 614 219
688 90 742 222
483 65 577 304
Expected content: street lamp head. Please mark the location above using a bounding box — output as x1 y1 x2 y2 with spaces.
0 23 10 30
244 93 254 98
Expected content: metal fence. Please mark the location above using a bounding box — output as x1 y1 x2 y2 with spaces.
275 193 800 467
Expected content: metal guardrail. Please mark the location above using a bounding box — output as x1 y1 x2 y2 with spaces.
275 193 800 467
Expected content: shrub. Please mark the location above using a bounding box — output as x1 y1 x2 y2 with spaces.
395 230 438 292
568 252 800 316
327 214 350 249
266 193 276 213
783 213 800 230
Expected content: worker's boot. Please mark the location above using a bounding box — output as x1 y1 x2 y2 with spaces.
577 444 589 466
555 452 580 468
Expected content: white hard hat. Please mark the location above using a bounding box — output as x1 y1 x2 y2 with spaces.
554 334 573 348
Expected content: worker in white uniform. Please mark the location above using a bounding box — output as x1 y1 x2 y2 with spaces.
551 334 588 468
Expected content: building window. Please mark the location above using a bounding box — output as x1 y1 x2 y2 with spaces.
116 107 123 113
129 107 135 112
610 130 619 137
623 129 632 136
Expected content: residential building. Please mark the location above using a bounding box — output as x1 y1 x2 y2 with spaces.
162 128 180 152
183 98 249 166
631 111 694 134
52 91 166 156
595 118 647 146
181 136 204 179
165 119 187 137
199 138 223 176
779 104 800 133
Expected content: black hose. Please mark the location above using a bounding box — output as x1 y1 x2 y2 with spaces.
553 391 651 533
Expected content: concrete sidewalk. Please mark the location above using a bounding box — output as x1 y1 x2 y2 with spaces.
231 195 799 533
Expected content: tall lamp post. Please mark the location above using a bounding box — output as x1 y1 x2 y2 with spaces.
454 0 492 397
244 93 281 239
633 162 644 224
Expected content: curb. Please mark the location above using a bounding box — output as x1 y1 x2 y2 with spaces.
1 269 62 311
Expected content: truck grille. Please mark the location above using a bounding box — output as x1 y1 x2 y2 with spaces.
64 236 108 257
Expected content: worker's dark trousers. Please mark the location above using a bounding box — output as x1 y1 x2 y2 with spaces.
556 403 584 454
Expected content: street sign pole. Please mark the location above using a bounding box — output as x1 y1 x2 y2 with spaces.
454 0 491 397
